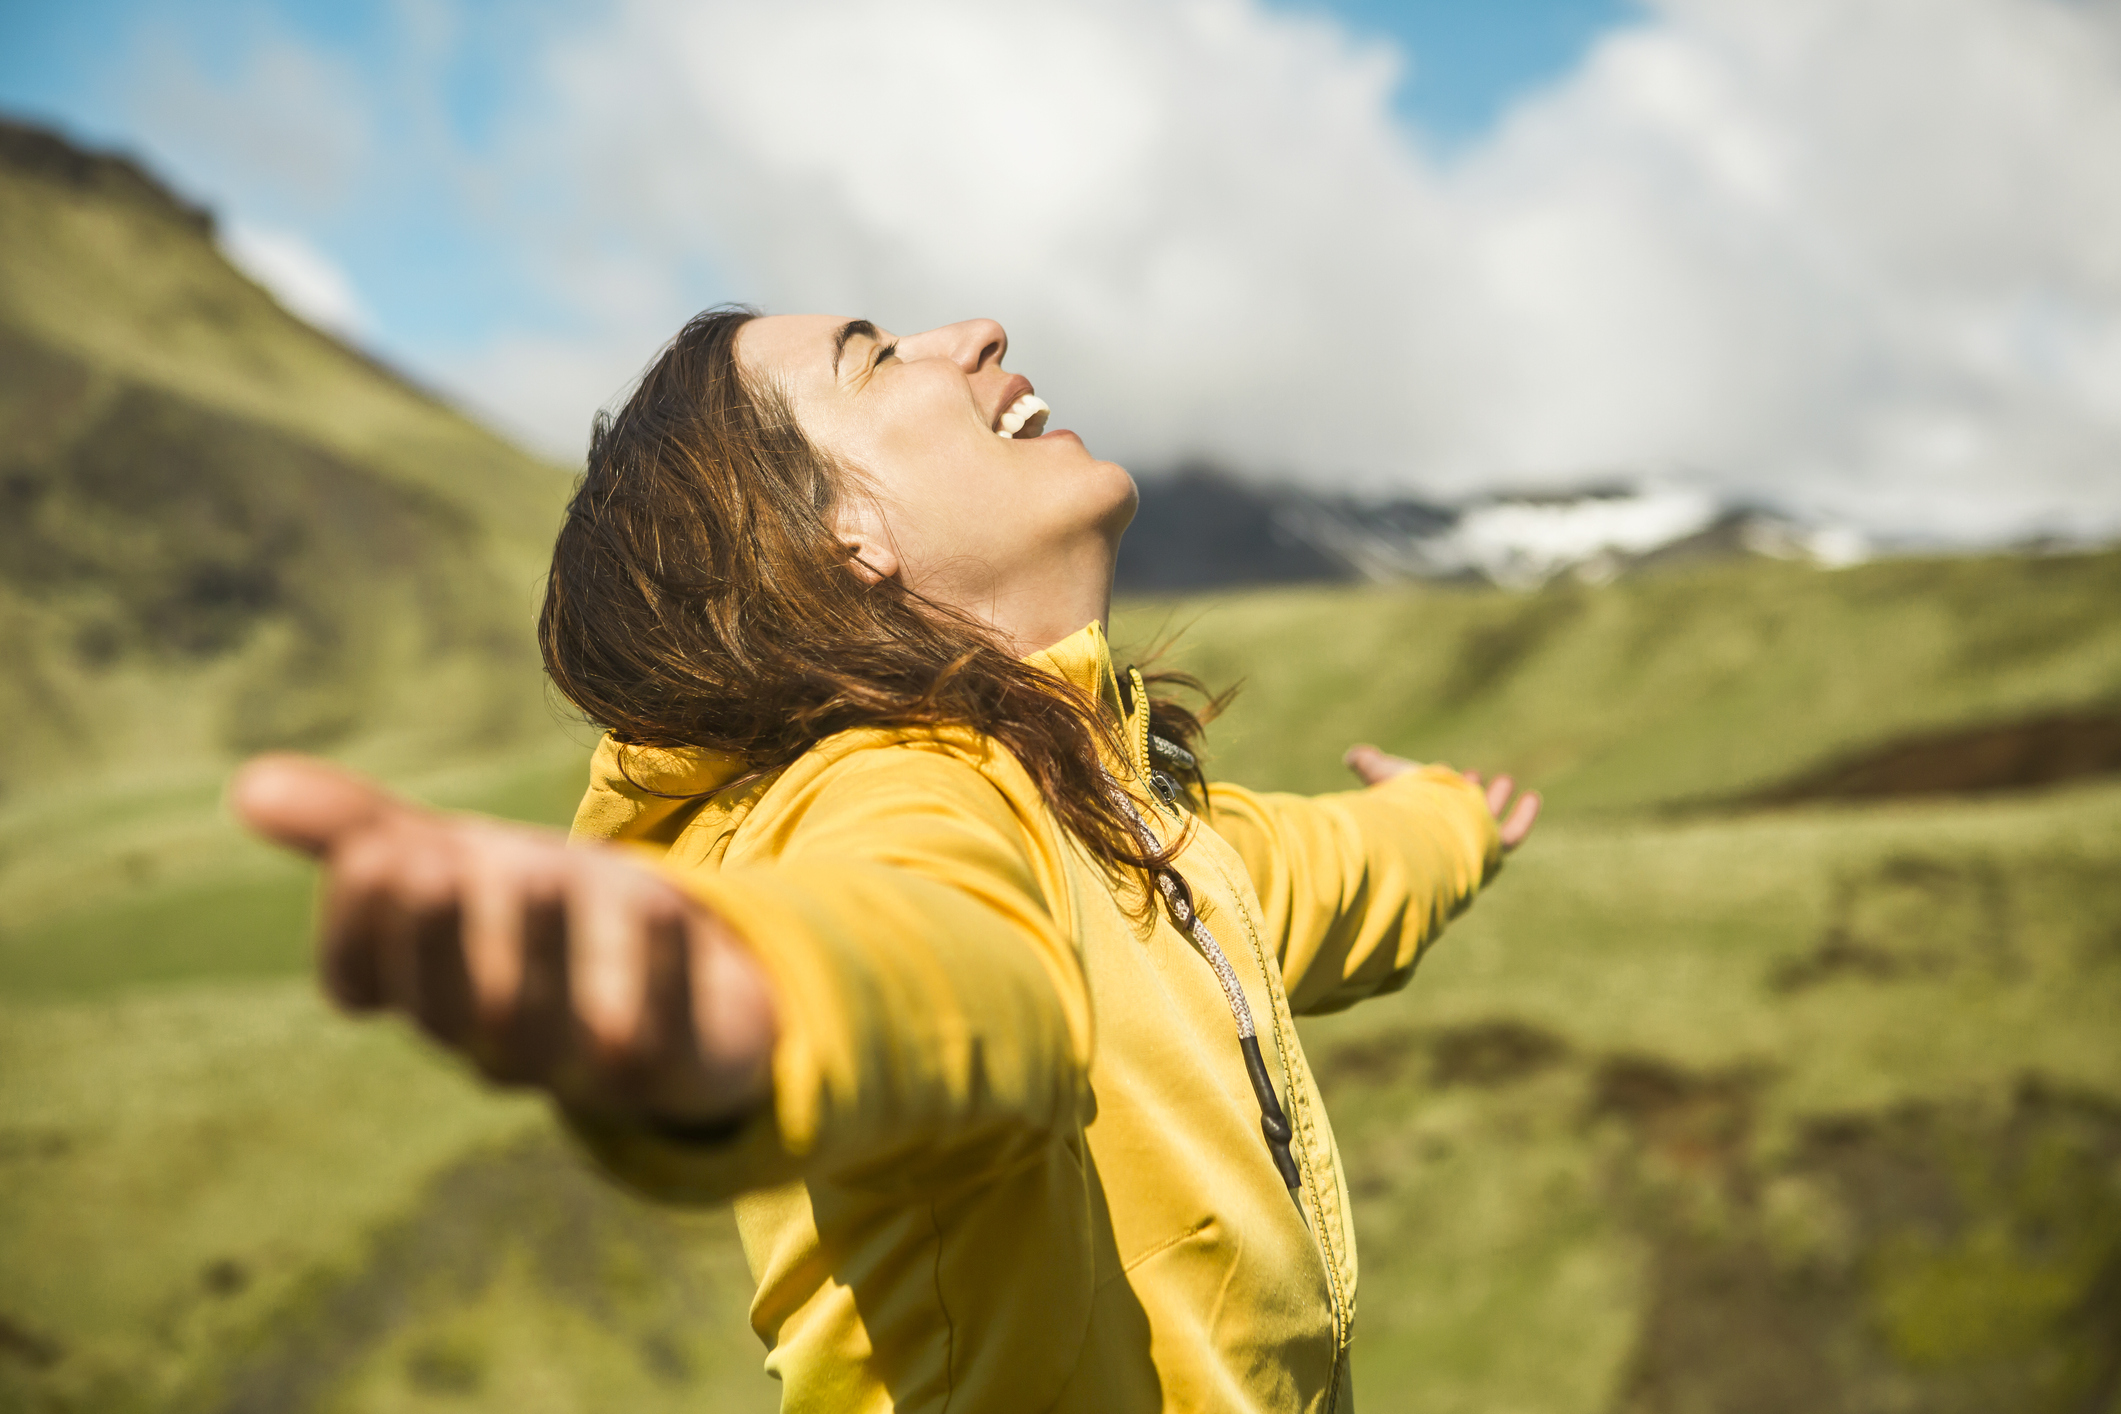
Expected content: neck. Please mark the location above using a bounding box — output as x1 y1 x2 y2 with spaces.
947 536 1117 659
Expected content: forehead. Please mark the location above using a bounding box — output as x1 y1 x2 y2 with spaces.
735 313 860 399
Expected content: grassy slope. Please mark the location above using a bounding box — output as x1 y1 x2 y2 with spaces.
1309 785 2121 1411
4 554 2117 1411
0 984 771 1414
0 154 563 563
1109 550 2121 809
0 132 591 1003
0 131 693 1410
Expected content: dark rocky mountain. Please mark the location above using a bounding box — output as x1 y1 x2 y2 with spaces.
1116 468 1870 594
1113 466 1360 591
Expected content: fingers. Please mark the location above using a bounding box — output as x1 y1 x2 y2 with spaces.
1459 767 1542 852
1350 746 1542 854
245 748 776 1123
566 858 670 1081
313 807 771 1123
558 859 739 1120
1344 743 1418 787
320 818 467 1030
1351 743 1542 853
506 885 574 1081
400 848 474 1045
231 754 411 858
1499 790 1542 851
460 837 557 1078
688 909 779 1103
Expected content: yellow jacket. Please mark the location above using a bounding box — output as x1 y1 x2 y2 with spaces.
566 622 1499 1412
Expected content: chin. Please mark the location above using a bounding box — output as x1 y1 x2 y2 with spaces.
1089 460 1139 540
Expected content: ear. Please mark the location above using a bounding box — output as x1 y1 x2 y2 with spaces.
832 496 901 586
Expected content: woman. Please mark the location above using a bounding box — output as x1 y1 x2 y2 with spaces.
236 307 1538 1412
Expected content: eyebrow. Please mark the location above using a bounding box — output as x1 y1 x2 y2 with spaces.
830 319 880 377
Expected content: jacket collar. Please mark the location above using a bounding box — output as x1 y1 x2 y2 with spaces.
572 621 1129 844
1027 619 1151 780
1023 620 1128 727
569 737 749 846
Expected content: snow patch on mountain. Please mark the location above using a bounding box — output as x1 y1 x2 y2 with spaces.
1271 482 1869 589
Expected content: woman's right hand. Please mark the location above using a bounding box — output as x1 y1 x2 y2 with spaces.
231 754 776 1128
1343 743 1541 852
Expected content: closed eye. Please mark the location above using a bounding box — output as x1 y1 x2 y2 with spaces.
873 341 898 368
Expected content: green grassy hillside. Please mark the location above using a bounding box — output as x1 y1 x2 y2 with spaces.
0 120 590 1007
6 555 2117 1413
1305 782 2121 1412
0 123 573 786
1107 565 2121 1409
1110 550 2121 809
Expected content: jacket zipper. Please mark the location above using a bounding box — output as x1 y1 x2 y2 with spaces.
1118 669 1353 1387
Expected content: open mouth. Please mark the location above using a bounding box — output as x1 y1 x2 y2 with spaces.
996 391 1050 439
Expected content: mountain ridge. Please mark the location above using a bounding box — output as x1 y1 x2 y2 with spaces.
0 116 574 801
0 118 214 236
1115 467 1884 593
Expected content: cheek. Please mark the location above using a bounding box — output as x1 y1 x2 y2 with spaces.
875 421 988 493
934 447 1040 544
861 431 1012 555
858 381 988 495
926 453 1095 581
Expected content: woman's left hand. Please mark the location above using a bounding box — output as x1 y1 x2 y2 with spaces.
1343 744 1541 852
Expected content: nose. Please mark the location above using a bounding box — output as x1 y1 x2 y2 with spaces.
906 318 1008 374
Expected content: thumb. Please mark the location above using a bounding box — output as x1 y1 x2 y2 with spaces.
229 754 411 858
1344 743 1415 787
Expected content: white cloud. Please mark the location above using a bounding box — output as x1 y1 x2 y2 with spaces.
220 221 370 337
448 328 657 464
444 0 2121 541
1438 0 2121 539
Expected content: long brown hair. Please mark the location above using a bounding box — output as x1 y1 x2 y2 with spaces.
539 305 1219 887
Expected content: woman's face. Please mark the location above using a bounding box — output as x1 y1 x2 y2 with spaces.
736 313 1138 655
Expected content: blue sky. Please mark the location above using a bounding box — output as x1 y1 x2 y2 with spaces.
2 1 1635 144
1289 0 1637 139
0 0 1635 365
0 0 573 349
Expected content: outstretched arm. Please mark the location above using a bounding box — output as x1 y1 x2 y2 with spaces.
231 754 778 1131
236 745 1093 1205
1206 746 1539 1015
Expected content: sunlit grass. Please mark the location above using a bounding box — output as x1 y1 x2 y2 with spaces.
5 559 2120 1411
1111 550 2121 807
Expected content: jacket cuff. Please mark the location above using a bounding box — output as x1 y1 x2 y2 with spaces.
558 1099 797 1206
1385 763 1504 884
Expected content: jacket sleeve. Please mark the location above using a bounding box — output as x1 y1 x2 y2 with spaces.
564 743 1092 1206
1204 765 1501 1016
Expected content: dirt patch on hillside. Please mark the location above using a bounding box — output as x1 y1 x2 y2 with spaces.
1433 1019 1572 1088
1771 853 2014 992
0 1312 61 1370
1751 712 2121 804
1590 1055 1761 1179
1311 1017 1571 1091
1604 1076 2121 1414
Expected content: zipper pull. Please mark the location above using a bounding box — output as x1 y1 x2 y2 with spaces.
1150 769 1182 810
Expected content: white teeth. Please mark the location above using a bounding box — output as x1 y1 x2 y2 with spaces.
996 393 1049 439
